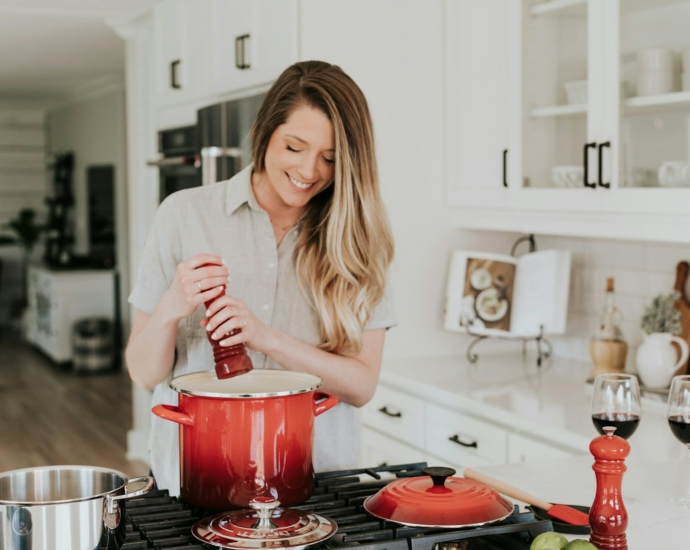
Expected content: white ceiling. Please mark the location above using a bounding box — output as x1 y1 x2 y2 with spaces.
0 0 156 103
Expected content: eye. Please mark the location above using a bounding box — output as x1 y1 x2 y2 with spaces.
323 157 335 165
286 145 300 153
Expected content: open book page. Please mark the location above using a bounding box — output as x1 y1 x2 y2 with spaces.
444 251 518 335
510 249 571 337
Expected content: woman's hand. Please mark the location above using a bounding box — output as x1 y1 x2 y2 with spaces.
159 253 230 322
201 295 273 353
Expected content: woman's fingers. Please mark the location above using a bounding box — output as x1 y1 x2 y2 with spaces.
205 296 246 318
185 253 225 270
205 306 245 334
197 286 224 305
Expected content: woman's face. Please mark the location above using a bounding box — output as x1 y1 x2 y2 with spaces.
259 104 336 211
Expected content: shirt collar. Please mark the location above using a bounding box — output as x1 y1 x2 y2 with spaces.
225 163 263 215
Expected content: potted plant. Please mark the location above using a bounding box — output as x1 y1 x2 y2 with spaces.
636 291 689 388
0 208 47 333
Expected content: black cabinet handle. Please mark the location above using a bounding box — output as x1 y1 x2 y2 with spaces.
598 141 611 188
503 149 508 188
235 34 251 69
170 59 181 89
378 406 402 418
583 142 597 188
448 434 478 448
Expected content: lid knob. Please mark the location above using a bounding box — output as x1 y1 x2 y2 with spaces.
423 466 456 486
249 497 280 530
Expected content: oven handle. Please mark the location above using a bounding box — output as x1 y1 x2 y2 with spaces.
201 146 244 186
147 156 199 168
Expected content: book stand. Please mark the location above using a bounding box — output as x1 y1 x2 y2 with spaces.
463 323 552 368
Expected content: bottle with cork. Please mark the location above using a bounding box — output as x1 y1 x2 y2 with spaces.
589 277 628 379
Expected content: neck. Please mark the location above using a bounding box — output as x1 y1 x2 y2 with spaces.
251 170 304 227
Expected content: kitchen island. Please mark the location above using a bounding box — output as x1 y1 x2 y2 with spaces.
369 351 690 548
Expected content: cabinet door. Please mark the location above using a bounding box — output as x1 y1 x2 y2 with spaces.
358 426 426 469
446 0 515 203
508 432 576 463
209 0 298 95
361 386 425 448
153 0 209 107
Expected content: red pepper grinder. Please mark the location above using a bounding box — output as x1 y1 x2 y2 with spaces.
589 426 630 550
202 265 253 379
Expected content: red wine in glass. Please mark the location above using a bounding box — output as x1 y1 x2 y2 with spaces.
592 412 640 440
668 415 690 445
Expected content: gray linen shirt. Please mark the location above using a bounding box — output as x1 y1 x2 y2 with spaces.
129 164 396 495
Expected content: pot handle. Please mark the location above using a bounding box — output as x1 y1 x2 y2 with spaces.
152 404 194 426
313 391 338 416
104 476 154 528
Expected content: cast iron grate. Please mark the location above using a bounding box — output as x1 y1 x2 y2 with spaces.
121 462 554 550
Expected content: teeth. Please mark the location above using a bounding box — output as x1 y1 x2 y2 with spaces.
289 175 314 190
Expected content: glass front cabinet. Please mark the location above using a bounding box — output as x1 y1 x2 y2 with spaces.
446 0 690 242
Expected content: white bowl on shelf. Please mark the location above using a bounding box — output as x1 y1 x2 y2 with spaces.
637 47 676 72
552 166 584 188
564 80 587 105
637 70 676 96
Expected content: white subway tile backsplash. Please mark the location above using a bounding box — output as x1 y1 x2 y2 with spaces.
533 234 690 364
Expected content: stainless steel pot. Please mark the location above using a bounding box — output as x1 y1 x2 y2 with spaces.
0 465 153 550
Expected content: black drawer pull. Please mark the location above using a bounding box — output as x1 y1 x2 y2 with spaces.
449 434 478 448
378 406 402 418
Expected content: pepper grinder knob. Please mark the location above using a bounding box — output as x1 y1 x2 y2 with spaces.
589 425 630 550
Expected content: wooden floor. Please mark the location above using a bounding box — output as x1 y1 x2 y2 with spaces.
0 338 149 478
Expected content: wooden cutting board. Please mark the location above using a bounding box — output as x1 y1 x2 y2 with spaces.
673 261 690 376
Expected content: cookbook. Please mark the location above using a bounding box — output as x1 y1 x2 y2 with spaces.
444 249 571 337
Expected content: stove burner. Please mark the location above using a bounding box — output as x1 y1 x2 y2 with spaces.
120 462 554 550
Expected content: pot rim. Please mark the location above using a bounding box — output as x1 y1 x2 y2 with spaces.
170 369 323 398
0 465 129 507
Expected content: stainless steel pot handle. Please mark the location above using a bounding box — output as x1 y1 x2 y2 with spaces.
106 476 154 516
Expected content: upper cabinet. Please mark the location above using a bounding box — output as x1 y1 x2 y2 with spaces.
208 0 298 96
153 0 210 107
447 0 690 243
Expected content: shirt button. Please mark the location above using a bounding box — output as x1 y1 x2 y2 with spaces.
262 304 270 311
269 262 275 269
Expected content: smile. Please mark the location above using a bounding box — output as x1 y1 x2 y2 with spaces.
287 173 316 191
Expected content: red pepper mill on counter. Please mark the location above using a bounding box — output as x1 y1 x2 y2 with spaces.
202 266 253 378
589 426 630 550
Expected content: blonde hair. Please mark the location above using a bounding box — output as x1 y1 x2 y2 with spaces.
251 61 394 355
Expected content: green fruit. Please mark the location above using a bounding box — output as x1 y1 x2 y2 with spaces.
564 541 597 550
529 531 569 550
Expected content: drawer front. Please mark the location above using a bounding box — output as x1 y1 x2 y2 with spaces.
508 432 577 463
361 385 425 447
358 426 426 469
426 404 508 468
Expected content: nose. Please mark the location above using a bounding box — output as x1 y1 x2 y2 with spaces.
296 154 319 183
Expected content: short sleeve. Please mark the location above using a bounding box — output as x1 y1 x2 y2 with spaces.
364 269 397 331
128 196 183 315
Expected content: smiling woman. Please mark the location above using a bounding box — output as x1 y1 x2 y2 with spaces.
124 61 396 496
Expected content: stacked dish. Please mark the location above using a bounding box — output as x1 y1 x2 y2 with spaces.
637 47 678 96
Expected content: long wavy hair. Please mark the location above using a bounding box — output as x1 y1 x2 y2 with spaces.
251 61 394 356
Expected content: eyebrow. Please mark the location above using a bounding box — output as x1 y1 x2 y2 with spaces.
285 134 335 153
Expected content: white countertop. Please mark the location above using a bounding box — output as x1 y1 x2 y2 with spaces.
379 352 690 548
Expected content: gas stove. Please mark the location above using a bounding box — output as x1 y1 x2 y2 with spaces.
120 462 554 550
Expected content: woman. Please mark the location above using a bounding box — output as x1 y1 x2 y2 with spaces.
125 60 395 495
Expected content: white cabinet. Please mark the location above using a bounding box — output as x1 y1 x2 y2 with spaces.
446 0 690 243
153 0 209 108
358 426 426 469
25 265 115 363
508 432 575 464
208 0 298 95
359 382 580 472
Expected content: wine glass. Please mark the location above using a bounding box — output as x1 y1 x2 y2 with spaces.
667 375 690 508
591 373 642 440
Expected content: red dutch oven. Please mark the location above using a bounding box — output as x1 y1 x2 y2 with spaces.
152 369 338 510
364 467 514 528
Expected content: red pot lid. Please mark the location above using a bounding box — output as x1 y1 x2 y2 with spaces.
191 497 337 549
363 467 514 528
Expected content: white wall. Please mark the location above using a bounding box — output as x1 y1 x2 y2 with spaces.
0 106 46 331
46 89 129 349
